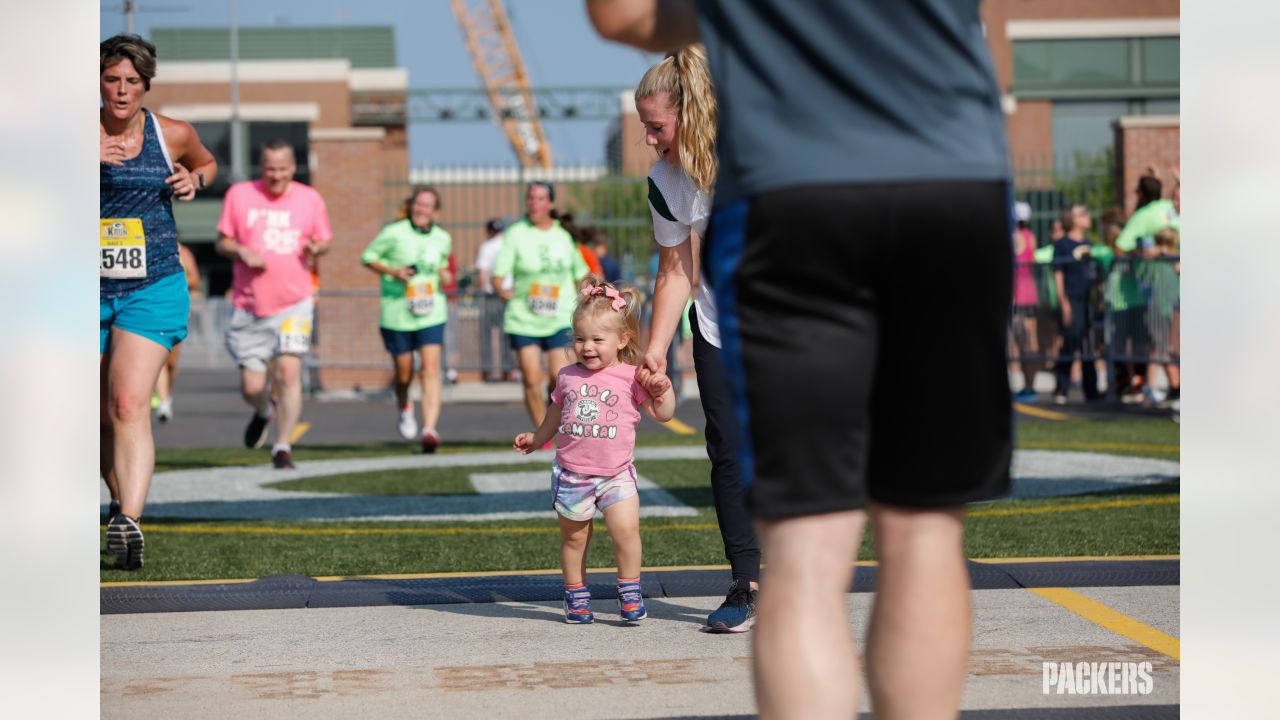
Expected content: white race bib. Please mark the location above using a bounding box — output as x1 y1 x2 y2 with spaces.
406 281 436 317
278 316 312 355
100 218 147 279
527 283 561 317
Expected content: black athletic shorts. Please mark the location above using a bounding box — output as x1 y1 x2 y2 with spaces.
705 181 1014 519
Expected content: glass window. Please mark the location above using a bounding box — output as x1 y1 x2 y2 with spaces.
1052 100 1128 165
1141 38 1180 85
1014 39 1130 89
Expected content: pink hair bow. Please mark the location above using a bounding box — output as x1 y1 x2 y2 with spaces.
581 285 627 312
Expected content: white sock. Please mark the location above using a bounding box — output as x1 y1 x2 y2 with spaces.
271 443 291 455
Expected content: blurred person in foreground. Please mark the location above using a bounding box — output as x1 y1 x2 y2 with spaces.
100 33 217 569
216 140 332 470
589 2 1013 718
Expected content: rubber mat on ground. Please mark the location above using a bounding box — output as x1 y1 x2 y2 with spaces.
101 560 1178 614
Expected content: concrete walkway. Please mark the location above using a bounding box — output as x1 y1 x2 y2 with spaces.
101 585 1178 719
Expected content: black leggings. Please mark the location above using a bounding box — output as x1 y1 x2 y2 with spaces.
691 304 761 584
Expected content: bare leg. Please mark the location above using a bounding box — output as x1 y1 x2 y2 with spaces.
517 345 546 426
392 352 414 409
602 495 642 579
558 515 593 586
154 363 171 404
866 503 970 720
273 354 303 446
105 330 171 519
754 510 866 720
420 344 443 430
240 367 270 413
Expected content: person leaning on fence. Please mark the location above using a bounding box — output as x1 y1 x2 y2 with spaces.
1011 201 1041 403
1052 207 1102 404
492 181 591 431
589 1 1014 718
216 139 332 470
361 186 454 453
474 217 514 382
1112 175 1180 404
100 33 218 570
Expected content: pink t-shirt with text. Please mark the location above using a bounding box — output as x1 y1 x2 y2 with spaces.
549 362 651 477
218 180 333 317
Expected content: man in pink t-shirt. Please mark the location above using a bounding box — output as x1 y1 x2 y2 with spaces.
215 139 332 469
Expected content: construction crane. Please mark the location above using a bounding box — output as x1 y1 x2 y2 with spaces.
451 0 553 169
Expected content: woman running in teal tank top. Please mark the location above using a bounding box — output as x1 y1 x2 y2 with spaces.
99 34 217 570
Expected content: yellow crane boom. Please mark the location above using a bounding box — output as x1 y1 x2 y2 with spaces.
451 0 553 168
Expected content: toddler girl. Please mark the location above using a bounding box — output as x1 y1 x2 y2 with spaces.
514 276 676 623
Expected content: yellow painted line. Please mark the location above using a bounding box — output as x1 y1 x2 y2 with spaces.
289 422 311 444
102 556 1175 588
1021 440 1180 454
970 496 1179 518
661 417 698 435
971 554 1178 565
1014 403 1072 421
1030 587 1180 660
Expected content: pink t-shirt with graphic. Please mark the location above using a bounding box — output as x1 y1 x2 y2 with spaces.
218 180 333 317
549 362 651 477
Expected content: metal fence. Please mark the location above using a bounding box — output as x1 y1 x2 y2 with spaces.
1009 255 1180 397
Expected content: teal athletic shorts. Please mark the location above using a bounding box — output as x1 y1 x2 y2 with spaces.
100 271 190 354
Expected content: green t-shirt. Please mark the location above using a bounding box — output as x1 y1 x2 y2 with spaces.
360 219 452 331
492 219 589 337
1110 200 1179 309
1116 199 1180 253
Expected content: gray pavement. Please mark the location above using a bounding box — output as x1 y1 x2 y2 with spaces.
101 587 1178 719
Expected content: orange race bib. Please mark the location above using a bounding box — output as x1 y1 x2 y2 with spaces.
527 283 561 317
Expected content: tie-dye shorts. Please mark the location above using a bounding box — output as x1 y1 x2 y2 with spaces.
551 462 639 521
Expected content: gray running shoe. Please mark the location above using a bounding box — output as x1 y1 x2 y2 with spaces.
105 514 144 570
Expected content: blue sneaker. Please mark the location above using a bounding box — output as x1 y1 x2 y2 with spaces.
617 582 647 622
564 585 593 624
706 579 757 633
1014 388 1038 403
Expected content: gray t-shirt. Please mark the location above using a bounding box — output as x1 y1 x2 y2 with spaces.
695 0 1010 205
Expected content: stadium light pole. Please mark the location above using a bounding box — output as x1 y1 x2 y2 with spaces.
229 0 245 183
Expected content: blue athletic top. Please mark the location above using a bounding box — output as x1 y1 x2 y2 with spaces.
100 109 181 300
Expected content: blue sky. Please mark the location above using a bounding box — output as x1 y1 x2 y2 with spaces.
100 0 661 167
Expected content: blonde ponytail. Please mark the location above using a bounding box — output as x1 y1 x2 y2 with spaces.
635 44 718 191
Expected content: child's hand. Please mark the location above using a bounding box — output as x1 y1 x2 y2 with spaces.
513 432 537 454
642 370 672 397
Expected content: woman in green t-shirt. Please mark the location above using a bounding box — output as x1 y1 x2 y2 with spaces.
491 181 590 427
361 186 453 453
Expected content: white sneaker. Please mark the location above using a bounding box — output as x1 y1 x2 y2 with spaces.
156 398 173 423
397 408 418 440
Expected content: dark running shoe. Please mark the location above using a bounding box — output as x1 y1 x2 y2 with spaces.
106 500 121 524
105 514 144 570
420 428 441 454
272 449 295 470
564 585 594 624
243 402 274 449
706 578 758 633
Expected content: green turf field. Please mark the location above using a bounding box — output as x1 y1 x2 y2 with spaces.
103 418 1179 582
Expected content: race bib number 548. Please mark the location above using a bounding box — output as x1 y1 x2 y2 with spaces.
100 218 147 279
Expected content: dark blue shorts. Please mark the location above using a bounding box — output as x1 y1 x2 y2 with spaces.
508 327 572 351
380 324 444 356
